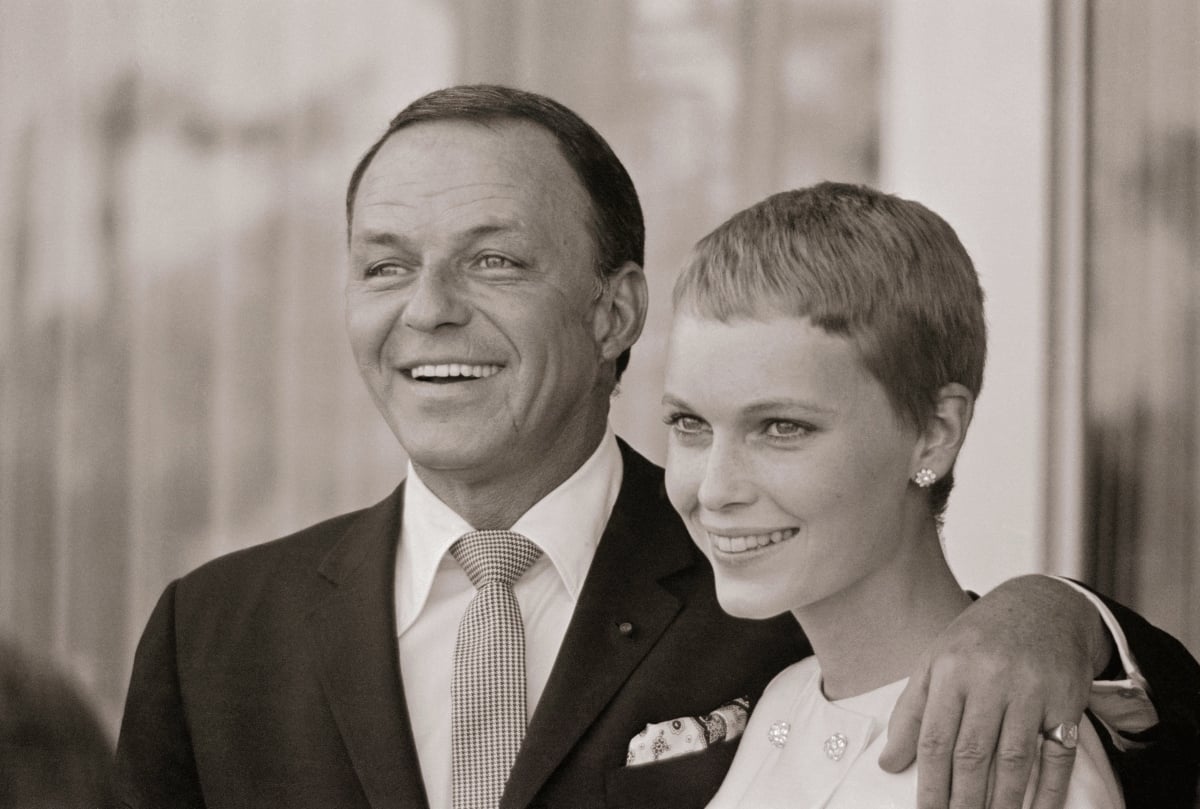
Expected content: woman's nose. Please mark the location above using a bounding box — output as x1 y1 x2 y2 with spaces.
696 440 755 512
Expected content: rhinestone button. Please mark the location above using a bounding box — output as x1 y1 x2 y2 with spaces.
767 720 790 748
823 732 849 761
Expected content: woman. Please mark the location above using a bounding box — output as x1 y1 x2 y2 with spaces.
661 182 1122 808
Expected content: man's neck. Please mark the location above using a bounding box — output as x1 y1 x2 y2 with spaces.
412 423 610 529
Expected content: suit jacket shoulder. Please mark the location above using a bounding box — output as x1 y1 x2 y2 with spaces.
114 484 418 809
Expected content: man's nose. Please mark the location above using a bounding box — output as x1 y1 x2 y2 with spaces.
696 439 755 512
401 266 471 331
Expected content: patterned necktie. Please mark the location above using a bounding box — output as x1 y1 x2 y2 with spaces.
450 530 542 809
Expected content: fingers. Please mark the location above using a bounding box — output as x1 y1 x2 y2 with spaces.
944 695 1004 809
912 678 964 809
907 671 1046 809
879 666 930 772
1029 724 1078 809
984 700 1042 809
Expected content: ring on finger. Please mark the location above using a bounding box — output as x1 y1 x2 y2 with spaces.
1042 721 1079 750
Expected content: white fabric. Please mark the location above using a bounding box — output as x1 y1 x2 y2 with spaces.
396 427 622 809
1054 576 1158 746
707 658 1124 809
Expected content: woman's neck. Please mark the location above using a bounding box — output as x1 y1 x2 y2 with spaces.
793 522 972 701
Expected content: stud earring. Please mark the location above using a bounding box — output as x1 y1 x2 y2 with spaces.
912 468 938 488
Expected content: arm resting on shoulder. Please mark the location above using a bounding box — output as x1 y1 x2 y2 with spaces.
880 574 1199 809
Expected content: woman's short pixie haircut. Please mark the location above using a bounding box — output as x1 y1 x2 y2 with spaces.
673 182 986 518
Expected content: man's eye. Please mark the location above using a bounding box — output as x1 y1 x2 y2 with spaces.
364 262 408 278
477 254 517 270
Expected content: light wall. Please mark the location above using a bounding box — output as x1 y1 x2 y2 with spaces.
879 0 1053 592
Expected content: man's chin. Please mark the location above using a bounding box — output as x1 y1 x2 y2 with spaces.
402 434 510 478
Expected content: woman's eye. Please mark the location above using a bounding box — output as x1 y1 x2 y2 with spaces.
765 420 809 438
664 413 708 436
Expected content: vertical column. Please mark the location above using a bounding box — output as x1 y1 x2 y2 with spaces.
880 0 1051 591
1086 0 1199 655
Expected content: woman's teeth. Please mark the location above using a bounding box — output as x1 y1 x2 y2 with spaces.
709 529 797 553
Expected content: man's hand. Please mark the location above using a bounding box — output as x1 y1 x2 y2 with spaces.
879 575 1114 809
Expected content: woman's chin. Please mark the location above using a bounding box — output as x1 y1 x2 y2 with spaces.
715 589 793 622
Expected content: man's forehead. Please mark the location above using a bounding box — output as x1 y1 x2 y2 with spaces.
367 120 580 191
351 118 594 236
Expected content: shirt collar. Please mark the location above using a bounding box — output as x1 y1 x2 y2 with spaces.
396 426 623 635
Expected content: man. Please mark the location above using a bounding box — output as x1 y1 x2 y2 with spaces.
113 85 1200 809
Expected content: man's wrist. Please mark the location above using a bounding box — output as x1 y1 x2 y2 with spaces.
1052 576 1119 679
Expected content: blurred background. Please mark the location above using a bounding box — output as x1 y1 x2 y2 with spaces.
0 0 1197 744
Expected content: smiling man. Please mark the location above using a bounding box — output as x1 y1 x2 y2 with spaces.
113 85 1200 809
345 119 635 530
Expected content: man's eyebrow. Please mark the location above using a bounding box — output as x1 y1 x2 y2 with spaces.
355 229 409 248
459 222 521 241
354 222 522 248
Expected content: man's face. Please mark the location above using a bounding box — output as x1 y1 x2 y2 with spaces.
346 119 617 488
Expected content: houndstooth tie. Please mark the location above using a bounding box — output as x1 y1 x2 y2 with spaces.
450 530 542 809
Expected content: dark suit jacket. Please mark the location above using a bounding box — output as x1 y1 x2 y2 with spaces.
113 442 1200 808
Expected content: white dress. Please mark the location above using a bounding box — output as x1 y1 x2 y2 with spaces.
706 658 1124 809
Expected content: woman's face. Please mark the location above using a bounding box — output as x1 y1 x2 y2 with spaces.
663 313 926 620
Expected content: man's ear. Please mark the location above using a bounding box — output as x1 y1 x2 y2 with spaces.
592 261 648 362
911 383 975 479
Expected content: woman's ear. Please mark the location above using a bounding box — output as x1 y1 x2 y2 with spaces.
591 261 648 363
911 383 975 479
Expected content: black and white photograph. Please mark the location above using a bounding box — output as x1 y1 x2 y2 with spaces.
1 1 1197 807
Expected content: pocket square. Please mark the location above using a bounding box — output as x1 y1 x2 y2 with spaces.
625 697 751 767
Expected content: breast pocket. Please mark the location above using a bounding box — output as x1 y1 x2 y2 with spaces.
603 739 739 809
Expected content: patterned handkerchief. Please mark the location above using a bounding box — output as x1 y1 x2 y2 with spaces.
625 697 751 766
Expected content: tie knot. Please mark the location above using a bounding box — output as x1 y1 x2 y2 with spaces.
451 530 542 589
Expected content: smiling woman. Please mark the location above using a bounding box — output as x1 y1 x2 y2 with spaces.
662 183 1124 809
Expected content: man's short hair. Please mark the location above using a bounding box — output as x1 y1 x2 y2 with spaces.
346 84 645 381
672 181 986 518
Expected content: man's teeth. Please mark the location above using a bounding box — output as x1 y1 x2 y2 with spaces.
410 363 502 380
710 529 797 553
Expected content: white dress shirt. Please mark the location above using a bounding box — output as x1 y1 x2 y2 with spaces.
395 427 622 809
1056 578 1158 744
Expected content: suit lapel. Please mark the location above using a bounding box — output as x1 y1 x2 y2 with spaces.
503 443 698 809
306 483 431 809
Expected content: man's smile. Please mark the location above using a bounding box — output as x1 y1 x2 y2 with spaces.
405 363 504 382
